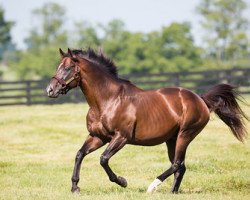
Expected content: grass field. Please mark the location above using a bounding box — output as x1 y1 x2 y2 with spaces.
0 100 249 200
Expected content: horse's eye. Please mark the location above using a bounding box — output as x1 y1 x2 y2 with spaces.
65 64 74 71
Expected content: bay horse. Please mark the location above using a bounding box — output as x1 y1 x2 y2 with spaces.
46 48 248 194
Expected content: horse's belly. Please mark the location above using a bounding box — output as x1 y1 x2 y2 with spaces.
130 128 178 146
132 114 179 145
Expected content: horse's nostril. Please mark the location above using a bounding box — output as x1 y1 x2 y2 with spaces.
46 86 53 96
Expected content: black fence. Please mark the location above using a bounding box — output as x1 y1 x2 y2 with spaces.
0 68 249 106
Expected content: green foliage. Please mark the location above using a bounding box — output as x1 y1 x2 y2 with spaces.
13 47 62 78
8 1 250 79
196 0 249 62
73 21 100 48
159 23 203 71
12 9 203 78
0 6 15 61
12 3 68 79
25 2 67 49
101 21 203 74
101 19 130 66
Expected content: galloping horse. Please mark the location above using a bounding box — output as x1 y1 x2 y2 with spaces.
46 48 248 194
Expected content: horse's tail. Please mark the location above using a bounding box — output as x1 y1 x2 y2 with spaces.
201 84 248 142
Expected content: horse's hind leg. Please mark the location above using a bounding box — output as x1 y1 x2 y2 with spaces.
147 132 193 193
170 152 186 192
166 137 176 163
71 135 106 193
166 138 186 193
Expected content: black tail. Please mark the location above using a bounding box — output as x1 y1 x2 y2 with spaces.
201 84 248 142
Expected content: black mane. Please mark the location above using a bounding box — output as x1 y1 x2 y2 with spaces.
71 48 118 77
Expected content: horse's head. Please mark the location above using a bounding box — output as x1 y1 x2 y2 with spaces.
46 48 81 98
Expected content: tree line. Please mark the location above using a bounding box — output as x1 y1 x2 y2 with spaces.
0 0 249 80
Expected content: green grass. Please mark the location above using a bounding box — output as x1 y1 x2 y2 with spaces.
0 101 249 200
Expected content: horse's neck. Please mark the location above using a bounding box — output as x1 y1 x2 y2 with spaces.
80 68 121 111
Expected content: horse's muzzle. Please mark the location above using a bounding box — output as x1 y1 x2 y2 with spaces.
46 85 59 98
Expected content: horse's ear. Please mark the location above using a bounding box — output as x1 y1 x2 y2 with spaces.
59 48 66 58
67 48 79 62
68 48 73 58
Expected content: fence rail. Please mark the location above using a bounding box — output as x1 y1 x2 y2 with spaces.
0 68 249 106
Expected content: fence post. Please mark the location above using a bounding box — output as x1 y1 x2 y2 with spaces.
174 73 180 86
225 69 233 84
26 81 31 105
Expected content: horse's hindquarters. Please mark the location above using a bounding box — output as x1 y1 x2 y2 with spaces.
131 88 210 145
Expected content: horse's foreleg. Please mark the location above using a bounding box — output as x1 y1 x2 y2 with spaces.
100 132 127 187
71 135 105 193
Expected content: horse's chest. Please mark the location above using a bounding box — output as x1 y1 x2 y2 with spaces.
87 111 111 137
88 121 106 134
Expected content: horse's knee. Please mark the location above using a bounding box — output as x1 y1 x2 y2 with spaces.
100 155 108 166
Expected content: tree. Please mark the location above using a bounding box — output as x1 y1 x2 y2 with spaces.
0 6 15 61
13 3 68 79
25 3 67 50
99 19 133 73
101 19 128 58
159 22 202 71
196 0 249 62
73 21 100 48
114 32 148 73
99 21 202 74
11 5 205 78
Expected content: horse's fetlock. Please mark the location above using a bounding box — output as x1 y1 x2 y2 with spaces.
71 177 79 183
109 176 117 182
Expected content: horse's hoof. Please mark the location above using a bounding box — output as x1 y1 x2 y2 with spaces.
147 178 162 193
117 176 127 188
71 186 80 194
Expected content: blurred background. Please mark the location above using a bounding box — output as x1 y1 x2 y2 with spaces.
0 0 249 105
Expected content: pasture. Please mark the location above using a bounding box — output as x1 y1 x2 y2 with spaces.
0 99 249 200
